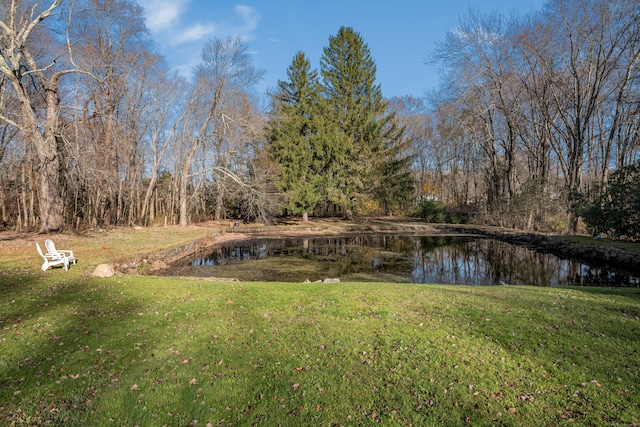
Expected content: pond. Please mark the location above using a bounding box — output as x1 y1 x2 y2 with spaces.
163 234 640 286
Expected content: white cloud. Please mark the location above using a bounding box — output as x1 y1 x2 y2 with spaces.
173 23 216 45
139 2 263 76
234 5 260 33
138 0 188 33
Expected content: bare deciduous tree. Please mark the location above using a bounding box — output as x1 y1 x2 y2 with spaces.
138 67 187 225
426 0 640 232
0 0 72 232
69 0 154 227
176 36 263 226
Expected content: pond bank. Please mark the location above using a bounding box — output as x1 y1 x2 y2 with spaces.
118 218 640 277
123 218 443 275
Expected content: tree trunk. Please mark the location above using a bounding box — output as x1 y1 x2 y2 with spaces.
179 175 188 226
140 170 158 222
345 209 353 220
35 88 65 233
36 144 64 233
0 189 6 223
302 211 309 222
213 175 227 221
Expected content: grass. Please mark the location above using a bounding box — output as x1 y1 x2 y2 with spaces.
1 225 639 426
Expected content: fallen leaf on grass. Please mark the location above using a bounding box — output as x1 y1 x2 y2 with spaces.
131 384 139 391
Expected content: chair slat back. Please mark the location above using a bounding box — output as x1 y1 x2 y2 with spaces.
36 242 45 257
45 239 56 254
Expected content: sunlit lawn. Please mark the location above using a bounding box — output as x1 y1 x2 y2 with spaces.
1 226 639 426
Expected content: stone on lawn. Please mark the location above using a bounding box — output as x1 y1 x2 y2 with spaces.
92 264 115 278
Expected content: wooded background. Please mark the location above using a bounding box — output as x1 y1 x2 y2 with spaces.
1 0 638 235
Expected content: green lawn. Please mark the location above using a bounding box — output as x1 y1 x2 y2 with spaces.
1 226 639 426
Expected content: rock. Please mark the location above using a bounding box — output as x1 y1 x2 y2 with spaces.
323 278 340 283
151 260 167 270
92 264 115 278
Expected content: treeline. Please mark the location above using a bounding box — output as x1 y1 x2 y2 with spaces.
1 0 267 232
1 0 639 237
423 0 640 233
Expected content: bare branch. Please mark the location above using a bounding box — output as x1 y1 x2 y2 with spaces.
0 112 21 129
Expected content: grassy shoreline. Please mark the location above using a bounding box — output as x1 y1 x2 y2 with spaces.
1 224 639 425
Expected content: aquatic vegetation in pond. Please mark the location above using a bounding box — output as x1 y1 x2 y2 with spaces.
164 235 640 286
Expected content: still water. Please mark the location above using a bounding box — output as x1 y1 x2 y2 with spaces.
165 234 640 286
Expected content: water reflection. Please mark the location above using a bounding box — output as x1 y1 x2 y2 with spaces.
410 237 638 286
171 235 640 286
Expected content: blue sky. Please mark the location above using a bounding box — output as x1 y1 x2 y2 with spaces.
137 0 547 99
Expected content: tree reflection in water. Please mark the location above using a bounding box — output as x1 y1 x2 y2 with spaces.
178 235 639 286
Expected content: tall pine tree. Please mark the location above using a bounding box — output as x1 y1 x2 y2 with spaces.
268 52 324 221
320 26 413 217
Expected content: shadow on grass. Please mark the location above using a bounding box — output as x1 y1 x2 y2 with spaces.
2 275 640 426
0 234 31 242
0 271 147 425
571 286 640 300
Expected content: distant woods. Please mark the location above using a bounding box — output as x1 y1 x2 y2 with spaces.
0 0 638 237
426 0 640 234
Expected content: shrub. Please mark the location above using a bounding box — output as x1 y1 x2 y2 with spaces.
418 200 468 224
572 163 640 240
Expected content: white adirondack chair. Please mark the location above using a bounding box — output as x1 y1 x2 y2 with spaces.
45 239 76 265
36 242 69 271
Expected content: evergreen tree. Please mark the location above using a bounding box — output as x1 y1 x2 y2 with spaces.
320 26 413 216
374 120 416 215
268 52 324 221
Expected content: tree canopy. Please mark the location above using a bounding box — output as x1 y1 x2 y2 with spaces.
268 52 324 221
269 27 414 219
